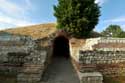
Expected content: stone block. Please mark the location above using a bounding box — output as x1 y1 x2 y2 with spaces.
17 73 41 83
77 71 103 83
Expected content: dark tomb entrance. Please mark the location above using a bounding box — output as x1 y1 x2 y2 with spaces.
42 36 80 83
53 36 70 58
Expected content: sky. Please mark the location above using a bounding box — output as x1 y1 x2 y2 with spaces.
0 0 125 32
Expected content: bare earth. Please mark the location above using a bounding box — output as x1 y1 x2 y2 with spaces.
41 56 80 83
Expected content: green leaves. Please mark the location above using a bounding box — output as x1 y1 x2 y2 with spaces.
54 0 100 38
101 25 124 38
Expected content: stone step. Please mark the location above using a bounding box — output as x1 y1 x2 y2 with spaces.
17 73 42 83
20 64 45 74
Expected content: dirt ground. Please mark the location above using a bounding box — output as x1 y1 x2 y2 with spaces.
41 56 80 83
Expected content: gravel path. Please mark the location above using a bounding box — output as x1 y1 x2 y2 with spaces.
41 56 80 83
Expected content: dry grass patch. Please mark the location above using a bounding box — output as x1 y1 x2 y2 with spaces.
2 23 56 39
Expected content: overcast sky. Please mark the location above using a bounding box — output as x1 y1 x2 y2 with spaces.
0 0 125 32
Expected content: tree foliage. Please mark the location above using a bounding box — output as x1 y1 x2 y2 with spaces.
118 31 125 38
54 0 100 38
101 25 124 37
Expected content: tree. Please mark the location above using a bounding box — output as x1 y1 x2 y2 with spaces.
54 0 100 38
101 25 123 37
118 31 125 38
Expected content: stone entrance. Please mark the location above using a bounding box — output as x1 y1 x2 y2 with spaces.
41 35 80 83
52 36 70 58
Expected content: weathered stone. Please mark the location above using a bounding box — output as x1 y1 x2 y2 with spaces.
0 33 50 83
80 72 103 83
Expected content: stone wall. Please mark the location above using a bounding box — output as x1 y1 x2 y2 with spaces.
80 72 103 83
17 50 47 83
0 34 50 83
70 38 103 83
80 51 125 64
79 51 125 76
0 35 33 74
83 37 125 51
70 37 125 83
69 38 86 62
16 41 52 83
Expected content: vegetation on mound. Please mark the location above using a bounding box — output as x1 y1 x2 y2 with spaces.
2 23 56 39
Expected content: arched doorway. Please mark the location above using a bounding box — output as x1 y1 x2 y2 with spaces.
52 36 70 58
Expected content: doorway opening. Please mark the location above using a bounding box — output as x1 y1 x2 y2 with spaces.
52 36 70 58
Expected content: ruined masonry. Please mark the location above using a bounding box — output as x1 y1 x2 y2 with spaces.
1 25 125 83
0 32 51 83
70 37 125 83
